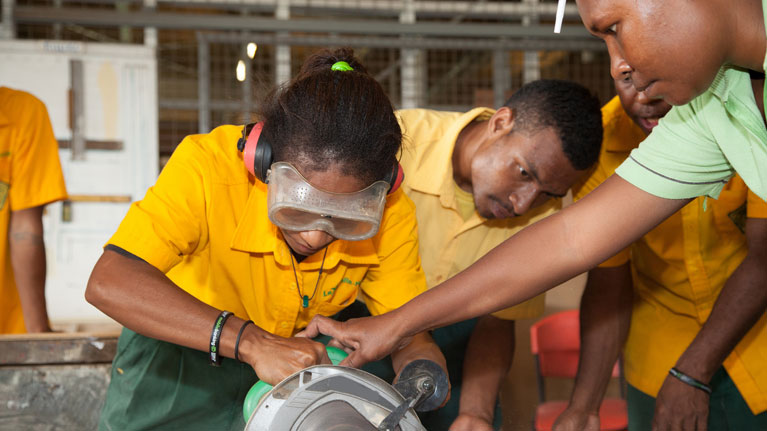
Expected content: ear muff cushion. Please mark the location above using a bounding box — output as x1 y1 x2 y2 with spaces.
242 123 273 182
253 133 273 183
242 123 262 178
388 163 404 194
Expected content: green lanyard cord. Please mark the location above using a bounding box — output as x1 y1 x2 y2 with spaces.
290 247 328 308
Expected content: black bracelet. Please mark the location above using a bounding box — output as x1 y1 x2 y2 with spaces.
234 320 254 362
668 367 712 394
209 311 233 367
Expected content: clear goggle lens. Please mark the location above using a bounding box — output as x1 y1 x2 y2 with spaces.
266 162 389 241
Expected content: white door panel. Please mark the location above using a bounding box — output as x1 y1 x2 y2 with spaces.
0 40 158 323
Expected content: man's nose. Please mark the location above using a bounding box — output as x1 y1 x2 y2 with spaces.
636 89 652 104
299 230 334 249
607 39 632 81
510 190 537 216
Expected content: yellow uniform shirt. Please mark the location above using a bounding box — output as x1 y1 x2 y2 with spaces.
0 87 67 334
397 108 558 320
108 125 427 337
573 96 767 414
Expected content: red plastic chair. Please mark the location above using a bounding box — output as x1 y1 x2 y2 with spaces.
530 309 628 431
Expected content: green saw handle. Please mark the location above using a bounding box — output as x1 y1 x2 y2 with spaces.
242 345 348 422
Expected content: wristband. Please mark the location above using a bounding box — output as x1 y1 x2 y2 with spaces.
668 367 712 394
234 320 254 362
209 311 233 366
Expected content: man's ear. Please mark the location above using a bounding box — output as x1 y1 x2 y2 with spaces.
488 106 515 138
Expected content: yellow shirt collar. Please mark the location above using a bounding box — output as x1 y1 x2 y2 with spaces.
601 96 646 153
406 107 495 205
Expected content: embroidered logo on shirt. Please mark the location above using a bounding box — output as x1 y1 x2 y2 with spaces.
339 277 361 287
324 277 361 297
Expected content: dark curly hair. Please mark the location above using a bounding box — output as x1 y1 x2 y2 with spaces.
505 79 602 170
257 47 401 185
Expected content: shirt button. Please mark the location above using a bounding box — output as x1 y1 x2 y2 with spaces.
280 322 290 329
435 275 444 282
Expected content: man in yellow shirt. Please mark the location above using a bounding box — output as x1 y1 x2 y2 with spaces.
85 49 445 430
0 87 67 334
397 80 603 430
554 76 767 430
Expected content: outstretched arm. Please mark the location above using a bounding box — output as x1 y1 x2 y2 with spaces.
9 206 51 333
552 263 633 431
652 217 767 431
86 249 330 385
303 175 688 368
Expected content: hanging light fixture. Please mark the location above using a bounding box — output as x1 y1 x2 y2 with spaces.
236 60 246 82
554 0 566 33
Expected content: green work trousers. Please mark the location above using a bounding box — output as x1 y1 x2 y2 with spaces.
626 367 767 431
99 328 258 431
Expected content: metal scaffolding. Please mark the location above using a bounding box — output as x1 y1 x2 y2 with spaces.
6 0 613 158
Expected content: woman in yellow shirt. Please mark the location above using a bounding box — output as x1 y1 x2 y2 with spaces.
85 48 445 430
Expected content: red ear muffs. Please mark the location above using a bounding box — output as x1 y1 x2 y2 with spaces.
238 122 401 191
237 122 272 183
386 163 404 194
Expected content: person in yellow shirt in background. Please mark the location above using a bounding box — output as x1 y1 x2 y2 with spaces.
397 79 603 430
0 87 67 334
553 75 767 431
85 48 446 431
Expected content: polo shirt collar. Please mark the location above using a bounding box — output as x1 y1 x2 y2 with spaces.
407 107 495 206
602 96 646 153
707 66 734 103
707 66 760 106
229 180 379 268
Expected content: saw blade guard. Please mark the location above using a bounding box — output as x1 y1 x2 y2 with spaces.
244 364 425 431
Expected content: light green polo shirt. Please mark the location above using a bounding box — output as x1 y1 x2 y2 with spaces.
616 0 767 201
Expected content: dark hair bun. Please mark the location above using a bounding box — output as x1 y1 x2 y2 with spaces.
296 47 369 78
257 47 400 185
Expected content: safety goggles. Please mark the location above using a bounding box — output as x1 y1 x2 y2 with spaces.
266 162 389 241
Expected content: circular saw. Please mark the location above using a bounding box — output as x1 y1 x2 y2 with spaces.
243 348 448 431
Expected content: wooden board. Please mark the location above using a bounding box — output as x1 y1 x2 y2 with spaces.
0 333 119 365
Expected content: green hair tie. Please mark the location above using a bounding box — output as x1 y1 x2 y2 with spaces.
331 61 354 71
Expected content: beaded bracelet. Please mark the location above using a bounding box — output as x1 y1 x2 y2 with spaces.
234 320 254 362
209 310 233 366
668 367 712 394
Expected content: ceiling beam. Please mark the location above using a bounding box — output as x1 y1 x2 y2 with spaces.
14 5 595 41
